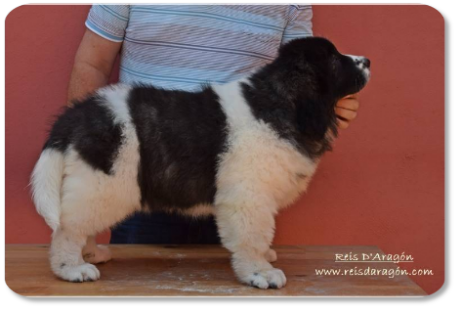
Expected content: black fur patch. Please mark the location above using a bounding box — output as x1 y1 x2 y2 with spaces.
44 95 124 175
127 85 228 212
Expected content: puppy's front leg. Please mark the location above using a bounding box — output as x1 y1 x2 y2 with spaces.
215 197 286 289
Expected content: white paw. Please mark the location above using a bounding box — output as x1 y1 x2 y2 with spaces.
264 249 277 263
58 263 101 282
246 268 287 289
83 245 112 264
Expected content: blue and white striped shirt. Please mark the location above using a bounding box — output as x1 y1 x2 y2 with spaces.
86 5 313 91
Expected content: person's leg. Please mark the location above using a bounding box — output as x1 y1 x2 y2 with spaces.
110 212 220 244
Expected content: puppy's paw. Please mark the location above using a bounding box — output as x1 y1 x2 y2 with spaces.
83 245 112 264
246 268 287 289
264 249 277 263
58 263 101 282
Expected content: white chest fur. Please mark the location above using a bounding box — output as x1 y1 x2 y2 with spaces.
212 80 318 211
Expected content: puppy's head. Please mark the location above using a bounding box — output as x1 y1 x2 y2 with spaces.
277 36 370 100
271 37 371 149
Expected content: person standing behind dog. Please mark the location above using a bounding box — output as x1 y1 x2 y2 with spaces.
68 5 360 244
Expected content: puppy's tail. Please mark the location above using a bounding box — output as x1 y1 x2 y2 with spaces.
31 148 65 232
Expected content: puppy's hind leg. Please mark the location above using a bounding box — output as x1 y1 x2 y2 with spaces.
82 235 112 264
50 229 100 282
215 193 286 289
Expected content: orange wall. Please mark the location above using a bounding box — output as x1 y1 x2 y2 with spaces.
5 5 444 294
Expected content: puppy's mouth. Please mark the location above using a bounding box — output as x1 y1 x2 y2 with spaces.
345 54 371 94
361 67 371 83
347 71 369 97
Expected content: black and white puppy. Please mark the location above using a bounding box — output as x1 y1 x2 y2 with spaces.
31 37 370 289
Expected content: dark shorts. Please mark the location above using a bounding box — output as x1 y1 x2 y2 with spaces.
110 212 220 244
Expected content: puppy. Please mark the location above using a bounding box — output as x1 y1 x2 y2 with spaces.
31 37 370 289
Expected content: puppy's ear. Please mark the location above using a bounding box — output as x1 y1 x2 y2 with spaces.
279 38 310 55
277 39 310 68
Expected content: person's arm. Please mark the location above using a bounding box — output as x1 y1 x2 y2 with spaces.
67 29 122 106
68 4 129 105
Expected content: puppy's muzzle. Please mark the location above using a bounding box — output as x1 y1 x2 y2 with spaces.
347 54 371 81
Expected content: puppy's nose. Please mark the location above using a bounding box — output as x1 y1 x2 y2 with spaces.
362 58 371 68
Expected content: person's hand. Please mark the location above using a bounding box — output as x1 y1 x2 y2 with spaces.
335 94 360 129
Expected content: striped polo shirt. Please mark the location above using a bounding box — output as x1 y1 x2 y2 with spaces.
86 5 313 91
